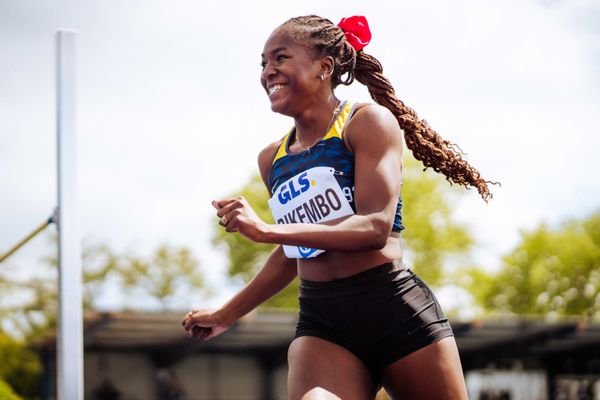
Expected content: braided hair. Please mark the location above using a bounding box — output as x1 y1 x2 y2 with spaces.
279 15 497 201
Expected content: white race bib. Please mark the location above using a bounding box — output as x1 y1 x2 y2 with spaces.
268 166 355 258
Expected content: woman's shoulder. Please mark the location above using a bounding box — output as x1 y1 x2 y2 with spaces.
350 102 397 126
345 102 402 150
257 137 285 188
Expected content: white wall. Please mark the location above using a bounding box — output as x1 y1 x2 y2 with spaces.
466 370 548 400
173 354 264 400
84 352 273 400
85 352 157 400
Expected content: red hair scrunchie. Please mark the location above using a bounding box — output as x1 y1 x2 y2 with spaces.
337 16 371 52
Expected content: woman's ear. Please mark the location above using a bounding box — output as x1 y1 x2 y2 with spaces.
320 56 335 78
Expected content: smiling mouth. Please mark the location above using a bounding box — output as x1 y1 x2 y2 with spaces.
268 84 286 96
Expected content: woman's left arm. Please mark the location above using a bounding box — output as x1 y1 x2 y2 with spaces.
217 105 403 251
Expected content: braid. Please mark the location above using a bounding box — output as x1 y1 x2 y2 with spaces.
280 16 498 201
354 52 498 200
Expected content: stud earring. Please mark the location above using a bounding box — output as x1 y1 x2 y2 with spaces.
320 74 325 80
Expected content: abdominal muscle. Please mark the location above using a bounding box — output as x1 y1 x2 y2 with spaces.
297 233 403 281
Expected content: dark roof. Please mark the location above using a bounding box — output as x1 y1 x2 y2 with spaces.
34 311 600 369
452 318 600 371
35 309 297 367
84 310 297 352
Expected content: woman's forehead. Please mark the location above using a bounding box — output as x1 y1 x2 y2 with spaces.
262 27 310 57
263 28 292 51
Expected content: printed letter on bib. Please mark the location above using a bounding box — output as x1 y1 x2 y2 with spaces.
268 167 355 258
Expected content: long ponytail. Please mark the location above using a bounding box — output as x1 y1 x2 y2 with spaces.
281 15 498 200
354 52 497 200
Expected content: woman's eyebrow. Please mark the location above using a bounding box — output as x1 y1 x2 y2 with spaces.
261 46 288 58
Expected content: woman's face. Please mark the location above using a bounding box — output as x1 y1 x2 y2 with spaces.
260 27 324 116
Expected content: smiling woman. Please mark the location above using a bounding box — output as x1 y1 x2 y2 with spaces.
183 14 495 400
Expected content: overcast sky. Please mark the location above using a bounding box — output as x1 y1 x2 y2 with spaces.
1 0 599 312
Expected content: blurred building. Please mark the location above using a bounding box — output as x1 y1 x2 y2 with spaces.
35 311 600 400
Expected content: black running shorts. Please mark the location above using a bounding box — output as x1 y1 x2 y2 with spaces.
295 262 454 380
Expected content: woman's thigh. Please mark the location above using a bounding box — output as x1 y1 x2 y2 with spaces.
381 337 468 400
287 336 376 400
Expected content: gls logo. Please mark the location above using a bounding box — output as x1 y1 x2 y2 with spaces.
278 172 311 205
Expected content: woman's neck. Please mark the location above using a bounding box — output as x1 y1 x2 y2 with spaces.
293 96 341 148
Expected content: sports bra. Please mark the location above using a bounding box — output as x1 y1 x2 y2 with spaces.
267 101 404 258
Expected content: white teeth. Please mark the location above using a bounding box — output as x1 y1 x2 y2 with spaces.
268 84 284 95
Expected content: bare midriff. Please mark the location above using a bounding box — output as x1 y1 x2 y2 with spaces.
297 232 402 281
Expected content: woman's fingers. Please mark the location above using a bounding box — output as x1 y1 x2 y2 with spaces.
192 326 213 341
215 197 249 217
181 309 198 326
184 316 215 332
213 197 245 216
213 197 265 240
183 310 218 336
214 198 249 232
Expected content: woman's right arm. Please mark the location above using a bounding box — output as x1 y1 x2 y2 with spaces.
183 139 296 340
183 246 297 340
220 244 297 319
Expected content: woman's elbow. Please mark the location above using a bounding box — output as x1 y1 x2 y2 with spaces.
366 215 393 250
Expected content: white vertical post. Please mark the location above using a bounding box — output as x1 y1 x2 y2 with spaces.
56 29 83 400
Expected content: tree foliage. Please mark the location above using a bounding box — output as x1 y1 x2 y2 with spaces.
211 175 295 307
0 380 23 400
0 241 205 399
0 240 205 338
400 157 473 285
116 245 204 310
213 154 475 308
0 332 40 399
467 211 600 318
212 174 277 283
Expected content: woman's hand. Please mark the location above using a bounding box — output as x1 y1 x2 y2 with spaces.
213 197 270 242
182 309 233 341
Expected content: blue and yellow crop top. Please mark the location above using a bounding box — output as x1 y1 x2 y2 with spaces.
268 100 404 232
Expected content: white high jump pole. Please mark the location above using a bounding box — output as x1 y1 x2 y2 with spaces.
56 29 84 400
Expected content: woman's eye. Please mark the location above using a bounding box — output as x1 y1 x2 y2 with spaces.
260 55 287 69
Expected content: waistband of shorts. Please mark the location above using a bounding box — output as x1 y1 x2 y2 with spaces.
299 260 411 298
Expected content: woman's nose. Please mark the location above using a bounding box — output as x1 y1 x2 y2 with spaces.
261 62 277 81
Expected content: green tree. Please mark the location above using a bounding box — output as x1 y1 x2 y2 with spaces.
400 157 474 285
0 380 23 400
213 155 475 307
0 241 205 399
117 245 205 310
213 175 277 283
0 332 40 400
211 175 297 307
0 240 205 337
467 210 600 318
